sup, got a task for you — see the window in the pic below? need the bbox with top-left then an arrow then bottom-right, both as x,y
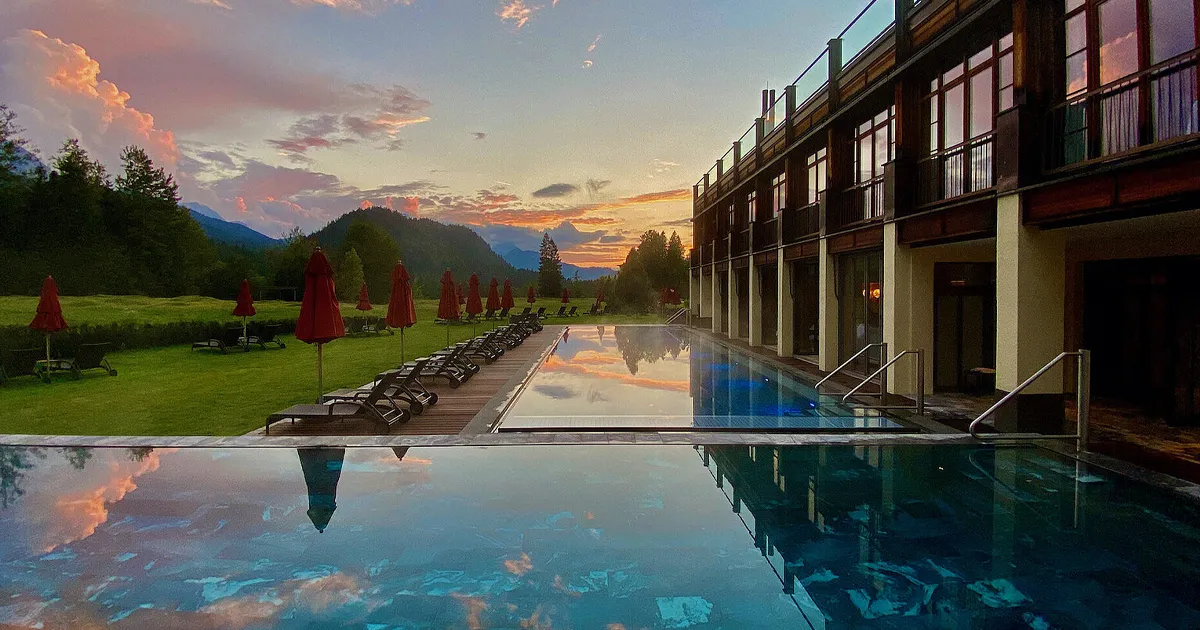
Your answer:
853,107 -> 893,220
1060,0 -> 1198,161
921,35 -> 1009,202
771,172 -> 786,218
805,148 -> 827,205
746,191 -> 756,225
727,203 -> 735,230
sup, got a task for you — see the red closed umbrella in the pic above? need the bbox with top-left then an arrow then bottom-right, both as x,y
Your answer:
356,283 -> 373,311
501,279 -> 515,310
486,277 -> 501,312
526,286 -> 536,304
437,270 -> 459,345
30,276 -> 68,373
466,274 -> 483,317
233,279 -> 256,348
561,288 -> 570,304
386,262 -> 416,363
295,249 -> 345,401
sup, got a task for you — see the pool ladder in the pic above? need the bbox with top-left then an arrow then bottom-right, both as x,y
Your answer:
968,350 -> 1091,452
815,342 -> 926,415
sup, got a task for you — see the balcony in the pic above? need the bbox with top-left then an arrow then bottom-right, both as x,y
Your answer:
716,235 -> 729,261
731,228 -> 751,256
1046,50 -> 1199,170
916,134 -> 995,207
828,177 -> 885,232
782,202 -> 821,243
753,218 -> 779,252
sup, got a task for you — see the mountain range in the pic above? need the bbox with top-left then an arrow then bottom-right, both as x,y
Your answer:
181,202 -> 283,249
500,247 -> 614,280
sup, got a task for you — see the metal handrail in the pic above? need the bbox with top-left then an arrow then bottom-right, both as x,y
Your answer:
968,350 -> 1091,451
842,349 -> 925,415
815,342 -> 886,388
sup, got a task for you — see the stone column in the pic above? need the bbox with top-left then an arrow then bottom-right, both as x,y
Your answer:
777,256 -> 795,357
748,262 -> 763,346
818,239 -> 840,371
711,269 -> 724,334
728,268 -> 740,339
689,273 -> 701,316
994,193 -> 1067,432
882,223 -> 916,394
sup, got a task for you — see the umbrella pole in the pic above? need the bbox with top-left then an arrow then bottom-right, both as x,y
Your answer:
446,324 -> 450,347
400,328 -> 406,364
243,316 -> 248,349
316,343 -> 324,403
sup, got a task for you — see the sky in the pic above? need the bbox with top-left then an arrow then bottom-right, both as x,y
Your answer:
0,0 -> 871,266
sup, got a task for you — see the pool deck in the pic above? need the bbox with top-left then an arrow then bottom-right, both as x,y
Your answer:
244,325 -> 563,437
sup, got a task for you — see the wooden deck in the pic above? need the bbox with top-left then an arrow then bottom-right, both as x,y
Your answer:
251,326 -> 560,437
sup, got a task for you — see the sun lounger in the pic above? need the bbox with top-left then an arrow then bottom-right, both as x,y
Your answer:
482,308 -> 496,320
498,307 -> 511,318
325,358 -> 438,415
586,304 -> 599,315
247,323 -> 287,349
535,307 -> 547,319
520,307 -> 532,315
0,348 -> 48,384
553,306 -> 567,317
566,306 -> 578,317
192,327 -> 248,353
41,343 -> 117,380
266,379 -> 410,434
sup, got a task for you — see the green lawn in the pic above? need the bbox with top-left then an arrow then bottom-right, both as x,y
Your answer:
0,296 -> 664,436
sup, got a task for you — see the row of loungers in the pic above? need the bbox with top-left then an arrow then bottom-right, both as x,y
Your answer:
192,323 -> 287,354
264,313 -> 545,434
0,343 -> 117,384
438,304 -> 604,325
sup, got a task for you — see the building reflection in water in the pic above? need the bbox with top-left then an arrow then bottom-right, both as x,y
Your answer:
693,443 -> 1200,627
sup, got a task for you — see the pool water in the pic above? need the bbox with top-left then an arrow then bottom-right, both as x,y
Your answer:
498,325 -> 905,432
1,444 -> 1198,628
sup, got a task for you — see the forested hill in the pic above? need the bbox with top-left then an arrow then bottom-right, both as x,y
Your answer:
313,207 -> 537,295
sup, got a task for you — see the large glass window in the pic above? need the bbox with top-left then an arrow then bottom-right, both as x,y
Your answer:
853,107 -> 893,220
1060,0 -> 1198,161
771,172 -> 786,218
805,148 -> 827,205
1150,0 -> 1196,62
746,191 -> 757,225
921,35 -> 1009,202
837,251 -> 883,367
1099,0 -> 1140,85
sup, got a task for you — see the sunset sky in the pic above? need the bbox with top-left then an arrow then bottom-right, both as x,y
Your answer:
0,0 -> 871,266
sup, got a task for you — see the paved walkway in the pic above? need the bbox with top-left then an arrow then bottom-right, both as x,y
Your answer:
245,326 -> 561,437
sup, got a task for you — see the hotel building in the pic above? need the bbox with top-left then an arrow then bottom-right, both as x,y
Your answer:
689,0 -> 1200,431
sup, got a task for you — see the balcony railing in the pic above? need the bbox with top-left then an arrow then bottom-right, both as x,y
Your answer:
738,126 -> 756,163
716,236 -> 729,260
782,202 -> 821,243
731,228 -> 751,256
701,242 -> 713,265
916,134 -> 995,207
754,218 -> 779,251
829,177 -> 885,231
1046,50 -> 1199,170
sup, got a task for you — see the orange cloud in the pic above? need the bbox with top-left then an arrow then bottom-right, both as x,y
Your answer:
542,356 -> 690,393
504,552 -> 534,576
2,29 -> 180,172
453,593 -> 488,630
41,449 -> 175,553
498,0 -> 539,29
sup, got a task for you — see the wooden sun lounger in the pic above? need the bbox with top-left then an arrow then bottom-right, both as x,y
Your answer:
192,327 -> 247,353
266,380 -> 410,434
40,343 -> 117,379
325,358 -> 439,415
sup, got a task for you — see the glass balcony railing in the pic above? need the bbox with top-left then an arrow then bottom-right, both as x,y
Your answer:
719,147 -> 735,179
839,0 -> 895,68
765,93 -> 786,134
792,49 -> 829,113
738,126 -> 756,162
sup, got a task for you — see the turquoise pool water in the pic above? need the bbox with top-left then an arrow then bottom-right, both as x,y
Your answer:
1,444 -> 1198,628
498,325 -> 904,432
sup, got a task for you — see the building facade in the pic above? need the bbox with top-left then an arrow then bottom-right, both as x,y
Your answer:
690,0 -> 1200,430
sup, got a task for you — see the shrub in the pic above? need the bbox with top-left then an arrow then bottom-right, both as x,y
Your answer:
0,318 -> 298,354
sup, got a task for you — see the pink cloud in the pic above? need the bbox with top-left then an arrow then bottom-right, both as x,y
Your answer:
0,29 -> 180,172
498,0 -> 539,29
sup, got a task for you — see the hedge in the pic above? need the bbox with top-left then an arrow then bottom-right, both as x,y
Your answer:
0,319 -> 298,355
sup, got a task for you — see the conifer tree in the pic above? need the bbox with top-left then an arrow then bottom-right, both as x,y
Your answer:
115,145 -> 179,203
537,232 -> 564,297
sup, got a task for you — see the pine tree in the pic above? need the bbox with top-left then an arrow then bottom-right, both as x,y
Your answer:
0,105 -> 32,179
537,232 -> 564,297
53,139 -> 108,187
114,145 -> 179,203
666,231 -> 688,292
334,247 -> 365,302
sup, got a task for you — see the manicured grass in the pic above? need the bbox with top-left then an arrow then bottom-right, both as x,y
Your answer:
0,297 -> 664,436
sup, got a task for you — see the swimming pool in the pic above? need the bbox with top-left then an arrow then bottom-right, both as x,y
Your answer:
497,325 -> 906,432
1,444 -> 1197,628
